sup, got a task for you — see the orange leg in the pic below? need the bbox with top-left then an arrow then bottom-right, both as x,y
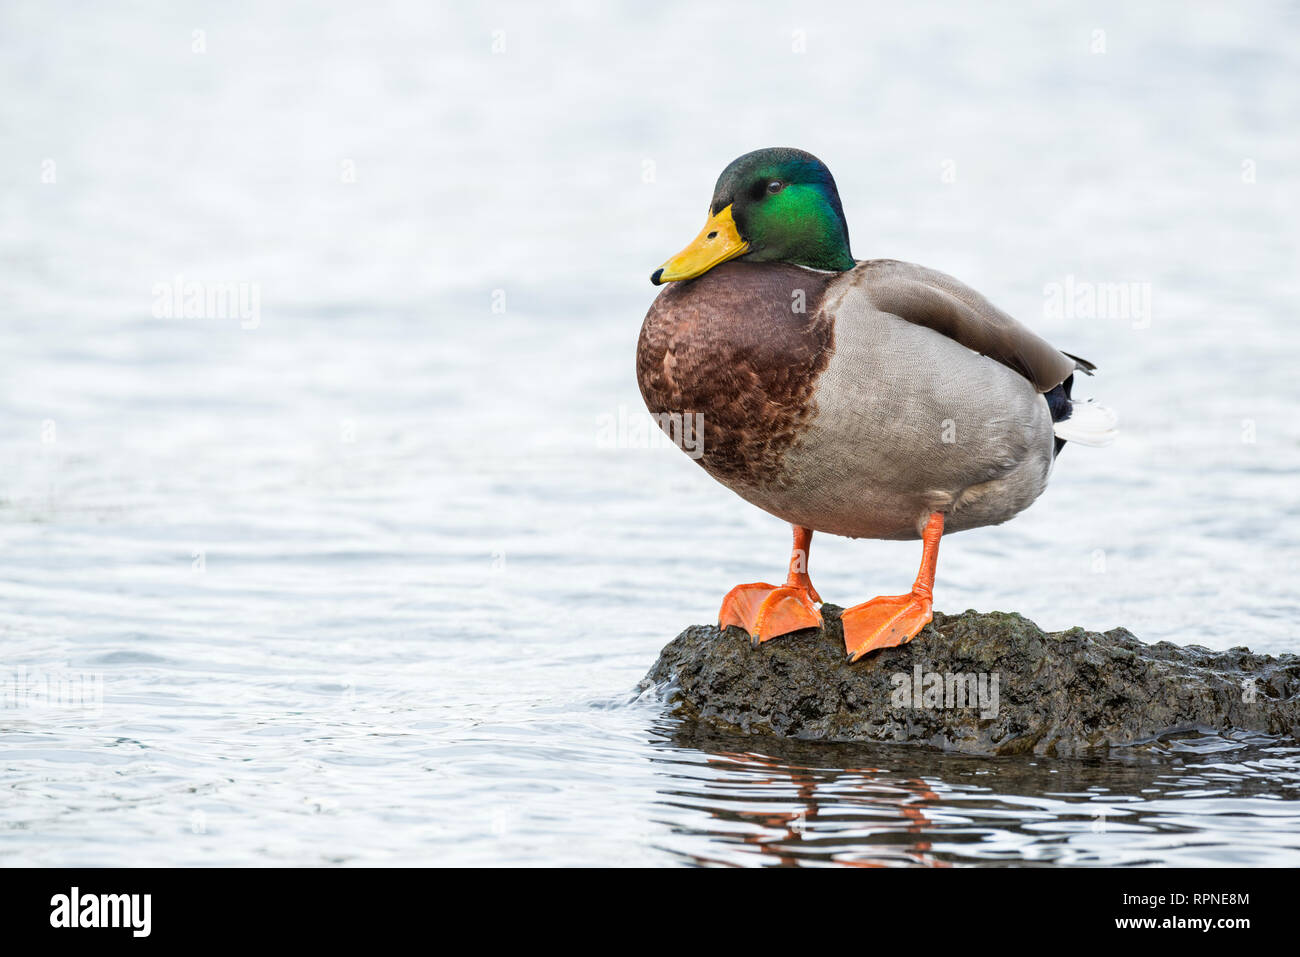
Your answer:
842,512 -> 944,662
719,525 -> 823,645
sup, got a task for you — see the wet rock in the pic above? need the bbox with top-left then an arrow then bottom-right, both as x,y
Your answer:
642,606 -> 1300,756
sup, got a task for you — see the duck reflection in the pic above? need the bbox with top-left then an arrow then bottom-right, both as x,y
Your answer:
651,723 -> 953,867
646,719 -> 1299,867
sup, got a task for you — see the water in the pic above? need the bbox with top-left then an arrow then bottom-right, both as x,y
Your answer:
2,1 -> 1298,866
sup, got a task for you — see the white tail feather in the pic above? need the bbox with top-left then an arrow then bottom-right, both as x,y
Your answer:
1053,399 -> 1118,447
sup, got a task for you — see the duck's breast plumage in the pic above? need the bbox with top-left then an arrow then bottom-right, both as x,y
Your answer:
636,262 -> 836,487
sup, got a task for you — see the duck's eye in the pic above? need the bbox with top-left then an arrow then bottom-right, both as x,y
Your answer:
767,180 -> 783,194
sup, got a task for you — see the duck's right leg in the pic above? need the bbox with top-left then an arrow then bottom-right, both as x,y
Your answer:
718,525 -> 823,645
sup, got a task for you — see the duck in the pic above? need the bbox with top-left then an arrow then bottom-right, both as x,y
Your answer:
636,147 -> 1116,661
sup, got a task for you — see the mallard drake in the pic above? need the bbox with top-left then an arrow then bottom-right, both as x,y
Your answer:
637,147 -> 1115,661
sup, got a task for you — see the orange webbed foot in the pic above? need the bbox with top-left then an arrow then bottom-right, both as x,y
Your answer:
719,582 -> 823,646
842,511 -> 945,662
841,592 -> 933,662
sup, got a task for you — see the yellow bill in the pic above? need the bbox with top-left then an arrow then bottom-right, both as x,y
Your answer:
651,204 -> 749,285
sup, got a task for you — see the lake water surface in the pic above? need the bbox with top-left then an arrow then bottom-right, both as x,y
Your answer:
2,1 -> 1298,866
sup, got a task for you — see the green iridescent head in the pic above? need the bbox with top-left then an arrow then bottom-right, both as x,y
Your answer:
652,147 -> 855,284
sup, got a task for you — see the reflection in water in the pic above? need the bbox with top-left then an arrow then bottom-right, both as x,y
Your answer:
646,719 -> 1300,867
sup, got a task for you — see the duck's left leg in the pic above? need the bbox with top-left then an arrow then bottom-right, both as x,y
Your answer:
841,512 -> 944,662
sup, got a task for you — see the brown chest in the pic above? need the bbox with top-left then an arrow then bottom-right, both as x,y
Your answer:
635,262 -> 835,488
